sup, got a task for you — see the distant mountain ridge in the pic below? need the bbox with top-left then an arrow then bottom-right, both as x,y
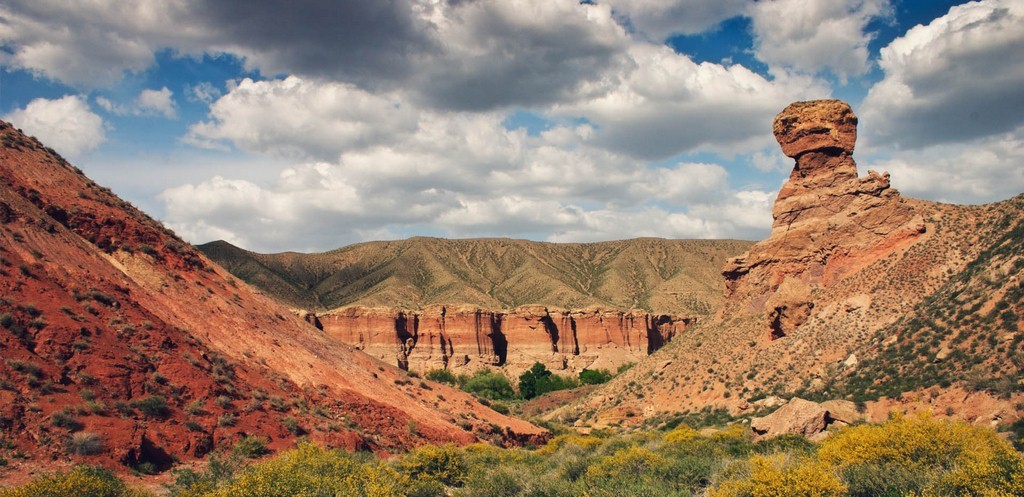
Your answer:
198,237 -> 752,314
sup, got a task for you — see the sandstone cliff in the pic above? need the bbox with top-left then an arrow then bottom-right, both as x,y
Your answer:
722,100 -> 926,339
316,305 -> 692,377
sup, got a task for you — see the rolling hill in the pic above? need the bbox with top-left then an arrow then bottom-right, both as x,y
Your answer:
198,237 -> 751,315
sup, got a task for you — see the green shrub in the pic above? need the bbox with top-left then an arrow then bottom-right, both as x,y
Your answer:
7,360 -> 44,379
197,443 -> 406,497
460,369 -> 515,401
67,432 -> 103,456
578,368 -> 613,385
841,462 -> 928,497
50,409 -> 83,431
281,416 -> 302,435
489,402 -> 510,415
425,369 -> 457,385
131,396 -> 169,418
231,436 -> 270,459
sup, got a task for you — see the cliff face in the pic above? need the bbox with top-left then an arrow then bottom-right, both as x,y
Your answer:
317,305 -> 692,377
722,100 -> 926,339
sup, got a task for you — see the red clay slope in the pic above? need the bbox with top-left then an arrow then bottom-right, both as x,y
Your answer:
0,122 -> 545,473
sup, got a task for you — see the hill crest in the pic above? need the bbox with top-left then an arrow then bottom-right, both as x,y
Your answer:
198,237 -> 752,314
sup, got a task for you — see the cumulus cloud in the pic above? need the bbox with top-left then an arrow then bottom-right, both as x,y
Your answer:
164,78 -> 777,251
184,76 -> 419,159
749,0 -> 891,80
861,0 -> 1024,149
185,82 -> 222,104
0,0 -> 630,111
553,43 -> 827,160
136,87 -> 177,117
3,95 -> 106,157
409,0 -> 631,110
0,0 -> 189,86
601,0 -> 748,40
97,87 -> 177,118
868,126 -> 1024,205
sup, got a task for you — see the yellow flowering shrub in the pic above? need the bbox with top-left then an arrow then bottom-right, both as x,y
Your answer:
711,454 -> 846,497
663,425 -> 700,444
534,433 -> 603,456
818,413 -> 1024,496
584,446 -> 666,483
206,442 -> 406,497
0,466 -> 153,497
396,443 -> 468,487
711,424 -> 751,443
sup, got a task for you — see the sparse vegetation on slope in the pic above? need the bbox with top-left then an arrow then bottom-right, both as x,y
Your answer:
198,237 -> 751,314
836,199 -> 1024,403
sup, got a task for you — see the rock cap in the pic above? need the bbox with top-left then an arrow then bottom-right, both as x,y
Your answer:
773,99 -> 857,158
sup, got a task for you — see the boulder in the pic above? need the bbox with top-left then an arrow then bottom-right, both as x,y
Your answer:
751,397 -> 865,440
751,398 -> 828,438
821,400 -> 862,425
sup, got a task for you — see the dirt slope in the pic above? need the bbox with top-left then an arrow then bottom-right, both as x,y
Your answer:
0,121 -> 545,475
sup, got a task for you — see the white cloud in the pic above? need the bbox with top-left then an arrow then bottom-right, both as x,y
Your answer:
750,149 -> 789,173
749,0 -> 891,80
97,87 -> 177,118
0,0 -> 630,111
184,76 -> 419,159
553,43 -> 827,159
409,0 -> 631,110
164,85 -> 777,251
545,189 -> 774,243
629,163 -> 729,203
0,0 -> 190,86
186,82 -> 222,104
3,95 -> 106,157
601,0 -> 748,40
861,0 -> 1024,149
136,87 -> 177,118
867,126 -> 1024,205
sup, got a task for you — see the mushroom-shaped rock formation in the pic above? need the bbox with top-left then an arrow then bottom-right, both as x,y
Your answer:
722,100 -> 926,339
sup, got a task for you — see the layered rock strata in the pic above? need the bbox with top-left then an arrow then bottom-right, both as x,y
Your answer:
314,305 -> 693,376
722,100 -> 926,339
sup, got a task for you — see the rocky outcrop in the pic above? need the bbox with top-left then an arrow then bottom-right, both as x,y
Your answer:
317,304 -> 693,376
722,100 -> 926,339
750,398 -> 863,440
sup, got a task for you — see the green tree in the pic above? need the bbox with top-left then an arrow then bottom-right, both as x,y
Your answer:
461,369 -> 515,401
578,368 -> 613,385
518,362 -> 579,400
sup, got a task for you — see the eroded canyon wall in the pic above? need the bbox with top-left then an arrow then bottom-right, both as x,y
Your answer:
314,304 -> 693,377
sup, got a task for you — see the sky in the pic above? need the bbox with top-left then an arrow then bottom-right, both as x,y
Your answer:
0,0 -> 1022,253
